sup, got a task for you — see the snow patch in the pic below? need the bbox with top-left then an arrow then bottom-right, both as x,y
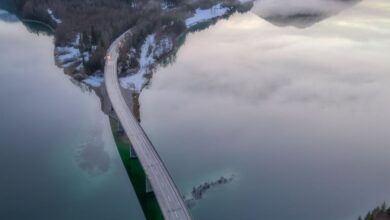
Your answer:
55,46 -> 81,65
55,34 -> 84,68
185,4 -> 229,27
83,75 -> 104,88
47,8 -> 62,24
161,2 -> 168,10
83,52 -> 90,62
139,34 -> 156,68
120,34 -> 156,91
119,72 -> 146,91
154,37 -> 173,57
71,33 -> 81,47
120,34 -> 173,92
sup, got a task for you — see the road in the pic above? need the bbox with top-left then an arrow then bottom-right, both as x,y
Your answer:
104,30 -> 192,220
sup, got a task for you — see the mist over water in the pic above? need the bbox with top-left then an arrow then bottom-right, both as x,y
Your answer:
252,0 -> 362,28
140,0 -> 390,219
0,0 -> 389,219
0,19 -> 145,220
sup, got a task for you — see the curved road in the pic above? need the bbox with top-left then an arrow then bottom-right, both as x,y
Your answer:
104,30 -> 192,220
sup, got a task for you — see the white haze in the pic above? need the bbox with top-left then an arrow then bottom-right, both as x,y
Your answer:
253,0 -> 360,17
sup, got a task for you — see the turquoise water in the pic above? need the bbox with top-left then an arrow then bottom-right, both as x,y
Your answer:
0,17 -> 145,220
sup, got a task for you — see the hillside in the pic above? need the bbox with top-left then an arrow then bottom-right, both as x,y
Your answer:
10,0 -> 252,81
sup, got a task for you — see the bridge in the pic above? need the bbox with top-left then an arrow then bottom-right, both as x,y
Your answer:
104,30 -> 192,220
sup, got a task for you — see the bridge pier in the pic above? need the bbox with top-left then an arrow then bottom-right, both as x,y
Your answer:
129,144 -> 137,159
117,120 -> 124,132
105,29 -> 192,219
145,177 -> 153,193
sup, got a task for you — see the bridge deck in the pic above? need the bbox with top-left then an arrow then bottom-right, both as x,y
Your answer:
104,31 -> 192,220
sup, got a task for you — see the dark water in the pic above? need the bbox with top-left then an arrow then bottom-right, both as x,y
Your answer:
0,16 -> 145,219
140,0 -> 390,219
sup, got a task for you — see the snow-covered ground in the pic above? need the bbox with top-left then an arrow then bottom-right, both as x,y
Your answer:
120,34 -> 156,91
47,8 -> 62,24
55,46 -> 80,66
52,32 -> 102,87
55,33 -> 87,69
119,34 -> 173,92
161,2 -> 168,10
185,4 -> 229,27
83,75 -> 104,88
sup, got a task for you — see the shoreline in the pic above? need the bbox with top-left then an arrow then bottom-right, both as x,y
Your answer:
21,18 -> 55,32
8,1 -> 253,95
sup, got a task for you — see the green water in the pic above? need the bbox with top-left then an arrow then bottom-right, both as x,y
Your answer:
110,119 -> 164,220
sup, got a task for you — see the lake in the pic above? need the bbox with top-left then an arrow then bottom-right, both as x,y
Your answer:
1,0 -> 390,219
140,0 -> 390,219
0,15 -> 145,220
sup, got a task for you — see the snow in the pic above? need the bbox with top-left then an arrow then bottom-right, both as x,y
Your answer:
55,34 -> 83,67
47,8 -> 62,24
76,63 -> 83,71
139,34 -> 156,68
83,52 -> 90,62
83,75 -> 104,88
119,34 -> 173,92
72,33 -> 81,46
160,1 -> 176,10
120,34 -> 156,91
161,2 -> 168,10
119,72 -> 146,91
185,4 -> 229,27
55,46 -> 81,64
154,37 -> 173,57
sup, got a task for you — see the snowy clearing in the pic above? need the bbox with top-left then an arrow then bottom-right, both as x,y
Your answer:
55,46 -> 81,66
185,4 -> 229,27
83,75 -> 104,88
120,34 -> 173,92
120,34 -> 156,91
55,34 -> 86,68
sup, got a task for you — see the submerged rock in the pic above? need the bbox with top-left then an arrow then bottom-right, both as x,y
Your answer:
185,174 -> 235,208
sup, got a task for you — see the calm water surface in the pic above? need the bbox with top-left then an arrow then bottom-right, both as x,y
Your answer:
0,17 -> 145,219
141,0 -> 390,219
1,0 -> 390,219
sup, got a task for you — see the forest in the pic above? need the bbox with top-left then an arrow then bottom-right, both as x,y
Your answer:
11,0 -> 249,75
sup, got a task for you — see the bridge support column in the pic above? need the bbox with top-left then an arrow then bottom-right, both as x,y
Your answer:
129,145 -> 137,159
117,120 -> 124,133
145,177 -> 153,193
